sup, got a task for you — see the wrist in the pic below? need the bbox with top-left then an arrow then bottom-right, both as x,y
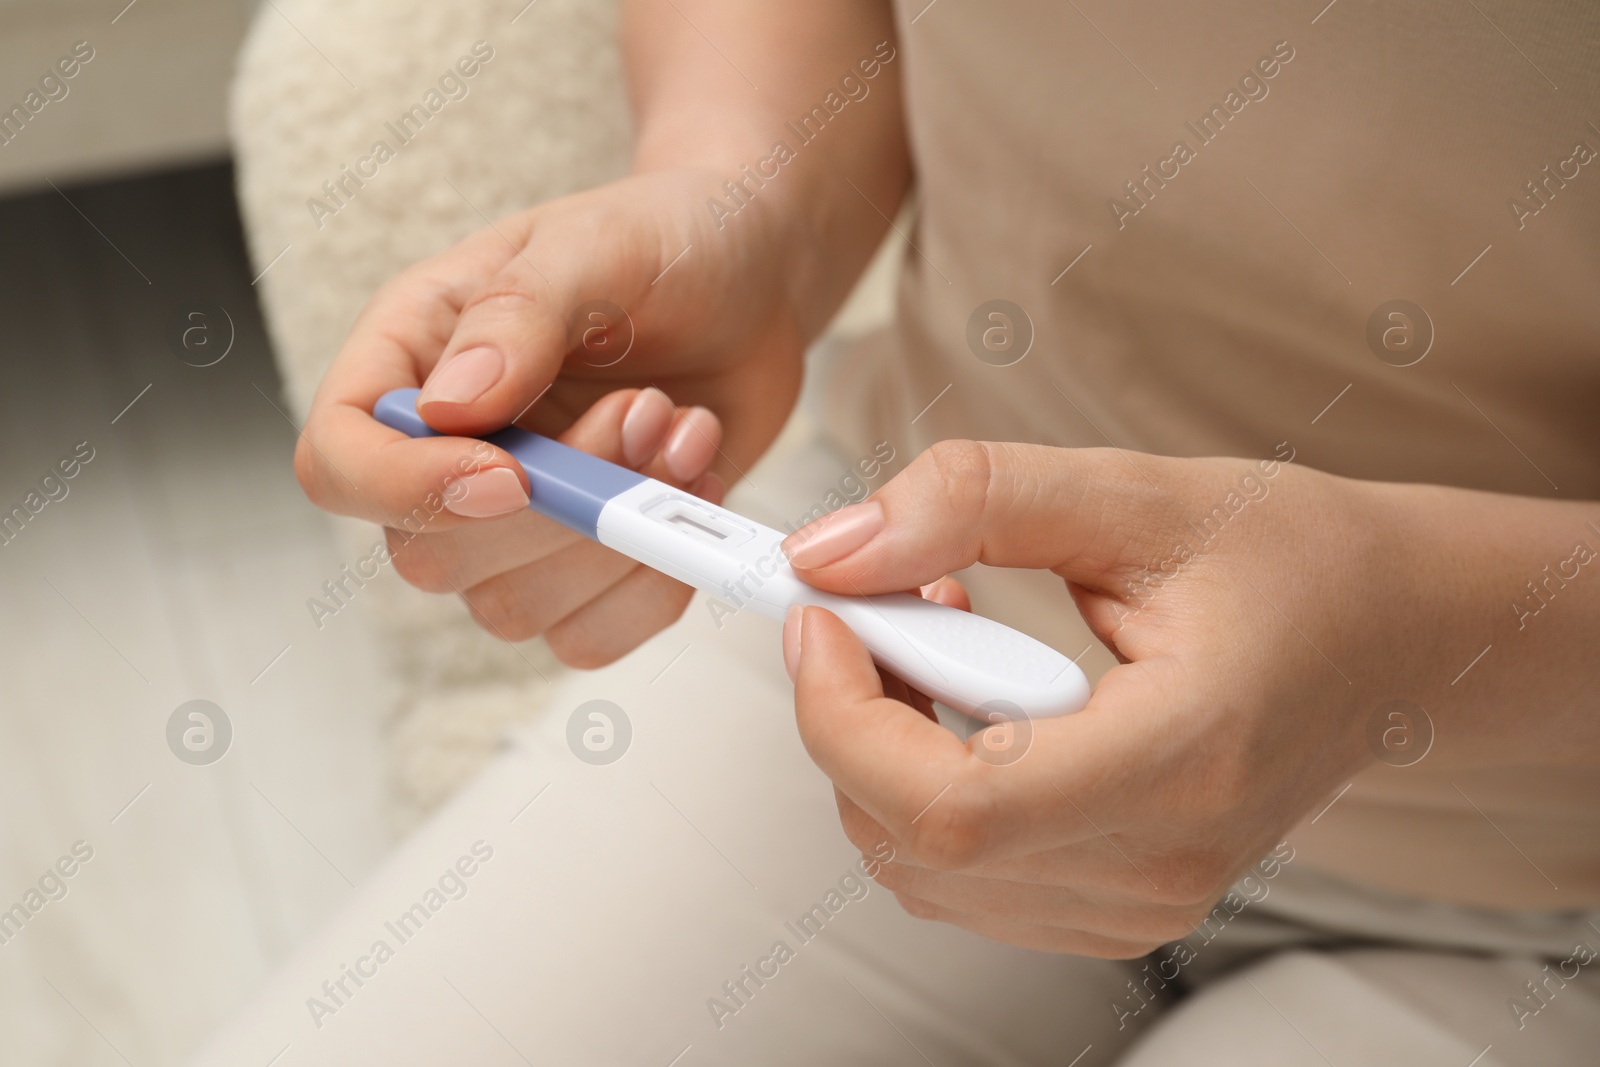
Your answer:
629,145 -> 904,343
627,84 -> 909,341
1355,477 -> 1600,766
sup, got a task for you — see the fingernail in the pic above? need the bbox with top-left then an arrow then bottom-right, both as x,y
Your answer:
621,388 -> 675,467
782,501 -> 884,570
419,346 -> 503,407
662,407 -> 719,482
920,577 -> 964,609
444,467 -> 529,518
782,605 -> 804,683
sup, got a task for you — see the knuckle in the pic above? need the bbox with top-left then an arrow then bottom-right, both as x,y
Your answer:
548,582 -> 690,668
460,276 -> 540,318
921,439 -> 994,515
835,800 -> 886,855
543,625 -> 619,670
903,791 -> 992,871
840,822 -> 880,858
386,533 -> 455,594
1144,908 -> 1212,944
892,891 -> 942,922
1146,849 -> 1233,907
868,861 -> 912,892
462,578 -> 542,644
293,434 -> 331,510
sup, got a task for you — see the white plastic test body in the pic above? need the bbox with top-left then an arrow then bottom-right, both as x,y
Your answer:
375,389 -> 1091,722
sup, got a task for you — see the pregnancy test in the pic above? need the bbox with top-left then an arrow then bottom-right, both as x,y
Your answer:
374,388 -> 1090,721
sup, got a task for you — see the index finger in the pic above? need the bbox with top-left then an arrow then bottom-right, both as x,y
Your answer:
784,440 -> 1187,596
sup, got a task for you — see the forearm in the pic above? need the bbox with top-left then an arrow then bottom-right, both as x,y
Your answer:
1366,478 -> 1600,766
621,0 -> 909,336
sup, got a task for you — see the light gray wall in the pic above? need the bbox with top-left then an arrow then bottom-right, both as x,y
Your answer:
0,0 -> 257,193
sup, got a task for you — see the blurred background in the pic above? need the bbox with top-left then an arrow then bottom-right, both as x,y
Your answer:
0,2 -> 395,1063
0,1 -> 898,1061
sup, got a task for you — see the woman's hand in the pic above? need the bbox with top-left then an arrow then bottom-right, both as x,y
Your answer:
293,0 -> 908,666
294,169 -> 812,666
780,440 -> 1600,954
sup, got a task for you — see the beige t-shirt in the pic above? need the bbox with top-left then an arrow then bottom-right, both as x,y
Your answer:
826,2 -> 1600,908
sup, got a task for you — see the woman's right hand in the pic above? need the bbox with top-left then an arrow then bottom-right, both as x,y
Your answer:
294,168 -> 810,666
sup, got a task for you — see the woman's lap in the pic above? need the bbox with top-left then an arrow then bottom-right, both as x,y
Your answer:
190,583 -> 1145,1065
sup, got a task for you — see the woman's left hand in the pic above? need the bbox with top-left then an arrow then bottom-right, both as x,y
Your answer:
778,439 -> 1595,956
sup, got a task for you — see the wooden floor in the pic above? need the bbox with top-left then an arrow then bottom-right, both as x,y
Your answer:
0,162 -> 394,1065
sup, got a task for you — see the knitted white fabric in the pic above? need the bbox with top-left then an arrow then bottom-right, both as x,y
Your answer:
229,0 -> 630,823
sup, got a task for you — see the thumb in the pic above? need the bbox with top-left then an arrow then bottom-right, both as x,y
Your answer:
782,440 -> 1180,595
788,606 -> 972,835
415,227 -> 632,435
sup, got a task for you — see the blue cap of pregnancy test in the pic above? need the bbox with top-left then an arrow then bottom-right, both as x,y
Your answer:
372,387 -> 646,539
